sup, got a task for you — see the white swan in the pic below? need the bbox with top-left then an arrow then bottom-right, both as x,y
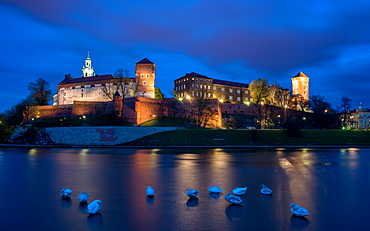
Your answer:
225,193 -> 242,204
60,188 -> 72,198
208,186 -> 224,193
86,200 -> 102,214
146,186 -> 155,197
78,191 -> 89,203
232,187 -> 247,196
185,189 -> 199,198
260,184 -> 273,195
290,203 -> 310,216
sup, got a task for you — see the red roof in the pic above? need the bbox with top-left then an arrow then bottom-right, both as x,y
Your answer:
58,74 -> 114,85
293,72 -> 308,77
136,58 -> 153,64
213,79 -> 249,88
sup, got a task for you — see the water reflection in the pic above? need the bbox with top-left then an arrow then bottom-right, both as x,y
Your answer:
289,216 -> 311,230
225,204 -> 243,219
186,198 -> 199,207
87,213 -> 104,229
59,198 -> 72,208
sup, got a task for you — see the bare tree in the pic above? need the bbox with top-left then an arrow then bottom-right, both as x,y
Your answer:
100,68 -> 136,100
27,78 -> 52,105
192,89 -> 216,127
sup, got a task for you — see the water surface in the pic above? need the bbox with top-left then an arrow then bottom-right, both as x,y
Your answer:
0,147 -> 368,230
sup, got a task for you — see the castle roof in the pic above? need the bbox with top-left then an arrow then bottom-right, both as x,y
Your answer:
58,74 -> 114,85
182,72 -> 212,79
213,79 -> 249,88
293,72 -> 309,78
136,58 -> 153,64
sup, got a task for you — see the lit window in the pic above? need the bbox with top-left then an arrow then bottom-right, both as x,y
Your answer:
221,88 -> 225,92
213,86 -> 216,91
200,85 -> 203,89
208,85 -> 211,89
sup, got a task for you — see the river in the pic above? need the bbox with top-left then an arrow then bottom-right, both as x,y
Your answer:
0,147 -> 368,230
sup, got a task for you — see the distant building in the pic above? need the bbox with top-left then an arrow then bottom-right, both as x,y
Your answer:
174,72 -> 251,104
344,103 -> 370,130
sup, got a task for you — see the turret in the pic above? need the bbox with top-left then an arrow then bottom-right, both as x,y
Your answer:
135,58 -> 155,98
82,52 -> 95,77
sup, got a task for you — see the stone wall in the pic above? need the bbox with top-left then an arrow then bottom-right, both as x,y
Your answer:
45,126 -> 180,145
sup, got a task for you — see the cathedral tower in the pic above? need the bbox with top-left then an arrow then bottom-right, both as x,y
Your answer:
82,52 -> 95,77
291,72 -> 309,102
135,58 -> 155,98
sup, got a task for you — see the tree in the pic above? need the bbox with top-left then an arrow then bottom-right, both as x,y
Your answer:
268,81 -> 291,107
4,99 -> 30,127
27,78 -> 52,105
192,89 -> 216,127
248,78 -> 269,105
310,95 -> 340,129
339,96 -> 352,129
155,87 -> 164,99
100,68 -> 136,100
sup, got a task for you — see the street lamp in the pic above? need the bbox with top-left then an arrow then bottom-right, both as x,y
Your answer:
303,117 -> 306,129
278,115 -> 281,129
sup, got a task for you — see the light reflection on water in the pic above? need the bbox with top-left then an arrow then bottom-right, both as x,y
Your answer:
0,147 -> 369,230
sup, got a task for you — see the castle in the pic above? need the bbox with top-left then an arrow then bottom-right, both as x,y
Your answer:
53,53 -> 155,105
25,54 -> 310,128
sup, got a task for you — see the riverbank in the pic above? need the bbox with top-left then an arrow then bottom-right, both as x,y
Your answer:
1,129 -> 369,148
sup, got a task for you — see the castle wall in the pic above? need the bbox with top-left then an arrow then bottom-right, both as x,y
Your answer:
45,126 -> 180,145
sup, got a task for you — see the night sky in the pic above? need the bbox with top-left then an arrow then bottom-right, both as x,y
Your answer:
1,0 -> 370,113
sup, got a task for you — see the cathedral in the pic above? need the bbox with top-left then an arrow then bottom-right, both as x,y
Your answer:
53,53 -> 156,105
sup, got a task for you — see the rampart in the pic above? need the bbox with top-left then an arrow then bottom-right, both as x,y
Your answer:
45,126 -> 180,145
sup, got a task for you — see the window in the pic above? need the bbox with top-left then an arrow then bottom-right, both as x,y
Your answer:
213,86 -> 216,91
237,90 -> 240,94
208,85 -> 211,90
192,83 -> 195,88
81,93 -> 84,97
229,89 -> 233,93
229,96 -> 233,100
204,85 -> 207,89
146,74 -> 149,78
237,97 -> 241,101
200,85 -> 203,89
221,88 -> 225,92
245,90 -> 248,94
143,81 -> 147,85
141,74 -> 144,78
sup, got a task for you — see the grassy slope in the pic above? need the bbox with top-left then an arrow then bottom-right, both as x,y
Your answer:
123,129 -> 370,146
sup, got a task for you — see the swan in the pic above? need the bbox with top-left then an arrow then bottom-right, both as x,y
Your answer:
260,184 -> 273,195
208,186 -> 224,193
78,191 -> 89,203
232,187 -> 247,196
290,203 -> 310,216
60,188 -> 73,198
86,200 -> 102,215
185,189 -> 199,198
146,186 -> 155,197
225,193 -> 242,204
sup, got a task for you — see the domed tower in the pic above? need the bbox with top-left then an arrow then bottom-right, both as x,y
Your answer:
291,72 -> 309,102
135,58 -> 155,98
82,52 -> 95,77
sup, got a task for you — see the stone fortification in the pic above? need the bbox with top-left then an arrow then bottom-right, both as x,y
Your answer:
45,126 -> 180,145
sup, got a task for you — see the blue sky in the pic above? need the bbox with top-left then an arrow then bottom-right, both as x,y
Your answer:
1,0 -> 370,113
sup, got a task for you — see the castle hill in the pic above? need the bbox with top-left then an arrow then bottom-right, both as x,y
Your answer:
0,53 -> 369,146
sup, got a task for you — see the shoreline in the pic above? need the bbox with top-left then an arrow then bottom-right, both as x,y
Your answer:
1,143 -> 370,149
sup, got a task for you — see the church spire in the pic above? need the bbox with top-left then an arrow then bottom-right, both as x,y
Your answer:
82,52 -> 95,77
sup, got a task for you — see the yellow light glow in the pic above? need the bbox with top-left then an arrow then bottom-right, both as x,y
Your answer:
186,95 -> 191,100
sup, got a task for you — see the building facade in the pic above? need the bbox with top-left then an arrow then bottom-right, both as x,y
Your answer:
53,55 -> 155,105
343,104 -> 370,130
174,72 -> 251,104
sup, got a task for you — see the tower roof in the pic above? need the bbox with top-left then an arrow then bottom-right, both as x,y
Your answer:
136,58 -> 153,64
293,72 -> 308,77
